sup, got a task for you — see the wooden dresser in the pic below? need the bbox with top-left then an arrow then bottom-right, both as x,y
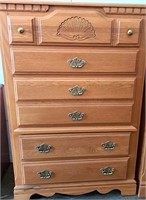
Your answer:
0,1 -> 145,199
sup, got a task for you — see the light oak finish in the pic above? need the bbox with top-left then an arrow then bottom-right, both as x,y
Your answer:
20,133 -> 130,160
15,77 -> 135,100
0,1 -> 145,200
7,16 -> 35,44
12,48 -> 138,73
13,180 -> 137,200
22,158 -> 129,184
116,19 -> 142,45
17,103 -> 133,126
38,10 -> 113,45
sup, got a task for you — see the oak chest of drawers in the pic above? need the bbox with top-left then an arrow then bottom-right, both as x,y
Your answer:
0,1 -> 145,199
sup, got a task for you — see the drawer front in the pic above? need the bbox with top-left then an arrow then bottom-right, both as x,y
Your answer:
15,78 -> 135,101
116,19 -> 142,45
38,9 -> 113,45
8,16 -> 35,44
12,48 -> 138,74
20,133 -> 130,160
17,104 -> 133,127
22,158 -> 128,184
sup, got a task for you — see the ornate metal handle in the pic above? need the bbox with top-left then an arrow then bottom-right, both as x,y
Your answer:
67,57 -> 86,68
68,85 -> 86,96
127,29 -> 133,36
35,144 -> 52,153
101,141 -> 116,150
37,170 -> 53,179
68,111 -> 85,121
100,167 -> 115,176
17,27 -> 25,34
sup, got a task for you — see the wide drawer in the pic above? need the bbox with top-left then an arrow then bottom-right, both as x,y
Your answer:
22,158 -> 128,184
14,77 -> 135,101
20,133 -> 130,160
11,48 -> 138,74
17,103 -> 133,127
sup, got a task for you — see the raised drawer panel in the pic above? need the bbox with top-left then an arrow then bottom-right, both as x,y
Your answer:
20,133 -> 130,160
22,158 -> 128,184
15,78 -> 135,101
11,48 -> 138,74
8,16 -> 35,44
116,19 -> 142,45
38,10 -> 113,45
17,104 -> 133,126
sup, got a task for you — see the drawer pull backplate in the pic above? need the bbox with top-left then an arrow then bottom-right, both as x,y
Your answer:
67,57 -> 86,68
37,170 -> 52,179
101,141 -> 116,150
100,167 -> 115,176
68,111 -> 85,121
68,85 -> 86,96
35,144 -> 52,153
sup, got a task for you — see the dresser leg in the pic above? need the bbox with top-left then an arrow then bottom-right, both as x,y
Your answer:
14,193 -> 32,200
14,188 -> 55,200
138,185 -> 146,198
120,184 -> 137,196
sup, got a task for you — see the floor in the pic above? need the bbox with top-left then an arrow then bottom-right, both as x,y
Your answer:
1,165 -> 144,200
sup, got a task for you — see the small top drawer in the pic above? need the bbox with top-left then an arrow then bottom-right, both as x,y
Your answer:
116,19 -> 142,46
8,16 -> 35,44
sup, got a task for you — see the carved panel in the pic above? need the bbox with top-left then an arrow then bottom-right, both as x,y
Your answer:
39,10 -> 113,45
57,16 -> 96,41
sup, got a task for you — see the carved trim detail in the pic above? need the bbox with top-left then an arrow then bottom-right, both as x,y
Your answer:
0,3 -> 49,12
14,181 -> 137,199
104,7 -> 146,15
57,16 -> 96,41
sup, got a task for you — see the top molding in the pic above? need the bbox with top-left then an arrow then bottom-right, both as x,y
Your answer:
0,3 -> 50,12
104,6 -> 146,15
0,1 -> 145,14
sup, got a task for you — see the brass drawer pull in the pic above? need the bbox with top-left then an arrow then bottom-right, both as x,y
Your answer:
37,170 -> 53,179
67,57 -> 86,68
35,144 -> 52,153
127,29 -> 133,36
17,27 -> 25,34
68,85 -> 86,96
101,141 -> 116,150
68,111 -> 85,121
100,167 -> 115,176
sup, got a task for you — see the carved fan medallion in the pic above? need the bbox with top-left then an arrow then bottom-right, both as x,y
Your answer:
57,16 -> 96,41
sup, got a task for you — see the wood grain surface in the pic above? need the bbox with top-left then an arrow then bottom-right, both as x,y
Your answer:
0,1 -> 145,199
